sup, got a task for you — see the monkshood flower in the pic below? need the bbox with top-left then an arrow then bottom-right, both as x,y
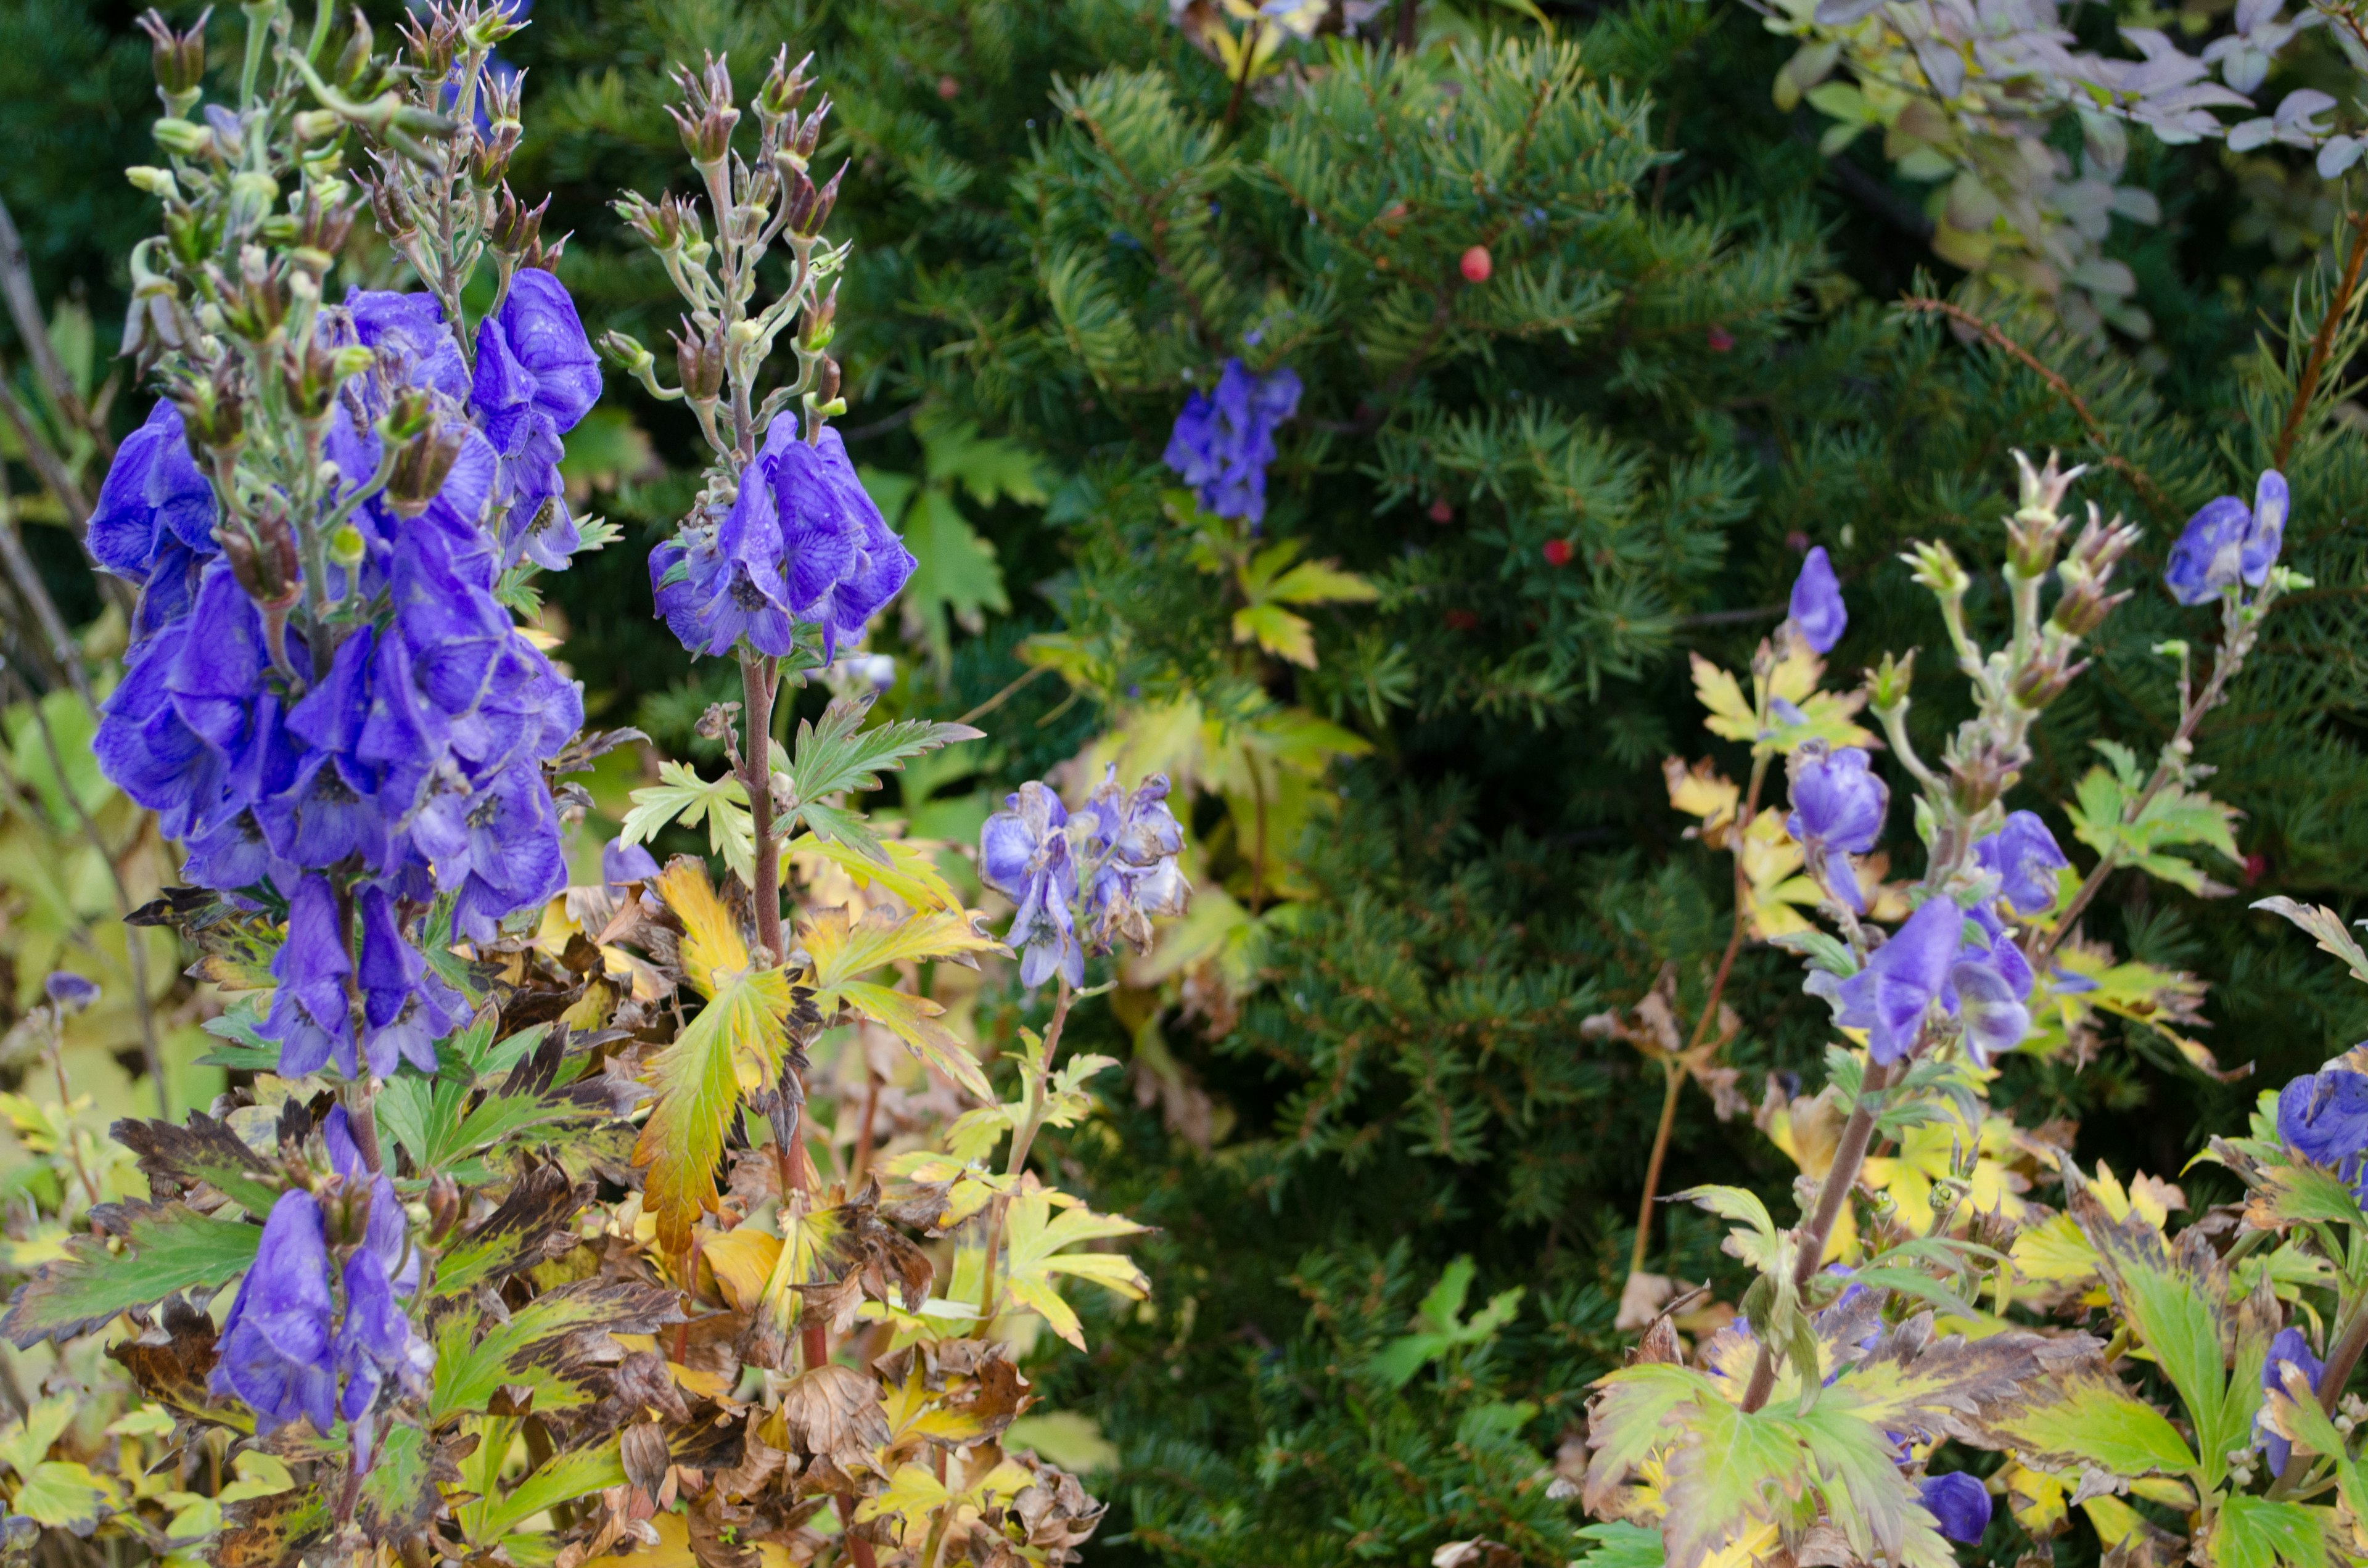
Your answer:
650,413 -> 917,660
1788,546 -> 1846,654
1917,1472 -> 1991,1544
1075,767 -> 1190,951
261,875 -> 360,1078
42,972 -> 98,1012
1973,811 -> 2070,916
357,886 -> 469,1075
323,1107 -> 431,1451
1833,897 -> 2034,1064
2258,1326 -> 2325,1474
1785,747 -> 1886,910
2164,470 -> 2288,605
980,782 -> 1084,988
1164,359 -> 1301,523
602,835 -> 661,895
2277,1064 -> 2368,1197
86,401 -> 217,639
469,267 -> 604,570
211,1189 -> 339,1436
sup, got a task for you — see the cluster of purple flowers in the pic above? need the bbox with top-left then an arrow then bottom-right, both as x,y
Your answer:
978,768 -> 1189,988
649,412 -> 916,662
89,273 -> 602,1078
212,1107 -> 430,1451
1163,359 -> 1302,524
2164,469 -> 2288,606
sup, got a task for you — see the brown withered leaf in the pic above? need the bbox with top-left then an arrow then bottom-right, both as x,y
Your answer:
622,1422 -> 673,1501
1828,1313 -> 2076,1445
427,1160 -> 590,1307
218,1484 -> 332,1568
710,1415 -> 790,1500
111,1296 -> 224,1424
1002,1454 -> 1107,1567
688,1491 -> 762,1568
112,1112 -> 282,1214
778,1363 -> 889,1472
607,1349 -> 693,1424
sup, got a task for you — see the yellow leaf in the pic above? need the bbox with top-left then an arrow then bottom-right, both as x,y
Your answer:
634,964 -> 794,1255
960,1183 -> 1149,1350
1265,559 -> 1378,607
1662,756 -> 1740,839
703,1226 -> 782,1313
1233,602 -> 1318,667
853,1462 -> 952,1550
1690,654 -> 1756,742
655,858 -> 750,997
829,980 -> 993,1101
802,906 -> 1001,991
786,833 -> 962,914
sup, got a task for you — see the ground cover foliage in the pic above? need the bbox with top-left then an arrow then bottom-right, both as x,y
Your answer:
7,0 -> 2368,1564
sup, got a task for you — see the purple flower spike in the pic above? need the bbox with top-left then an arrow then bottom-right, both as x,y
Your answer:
1785,747 -> 1887,912
260,875 -> 358,1078
2166,470 -> 2289,605
1973,811 -> 2070,916
1835,897 -> 1962,1064
775,425 -> 918,659
210,1189 -> 338,1436
2258,1326 -> 2324,1474
1164,360 -> 1301,523
1787,546 -> 1846,654
980,782 -> 1083,989
1917,1472 -> 1991,1544
1075,768 -> 1191,950
471,268 -> 602,570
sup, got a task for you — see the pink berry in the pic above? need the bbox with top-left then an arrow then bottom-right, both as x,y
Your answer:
1444,609 -> 1479,631
937,75 -> 961,99
1542,538 -> 1572,567
1706,324 -> 1735,352
1460,245 -> 1492,284
1428,499 -> 1454,523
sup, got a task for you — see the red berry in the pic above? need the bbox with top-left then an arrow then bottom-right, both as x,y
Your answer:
937,75 -> 961,99
1460,245 -> 1492,284
1542,538 -> 1572,567
1444,609 -> 1479,631
1428,499 -> 1454,523
1706,324 -> 1735,352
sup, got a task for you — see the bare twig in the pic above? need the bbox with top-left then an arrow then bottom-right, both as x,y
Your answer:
0,371 -> 87,528
2274,203 -> 2368,470
0,195 -> 93,443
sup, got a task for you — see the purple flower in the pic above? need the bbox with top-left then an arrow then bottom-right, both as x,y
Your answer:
980,782 -> 1083,988
41,972 -> 98,1012
1948,908 -> 2034,1064
1835,897 -> 1961,1064
1974,811 -> 2070,916
2258,1326 -> 2324,1474
1788,546 -> 1846,654
1785,747 -> 1886,911
2277,1067 -> 2368,1192
356,887 -> 467,1075
409,761 -> 567,943
210,1189 -> 338,1436
258,874 -> 358,1077
602,837 -> 660,894
1163,360 -> 1301,523
1074,768 -> 1190,950
343,287 -> 470,406
470,268 -> 602,569
320,1107 -> 431,1451
2165,470 -> 2289,605
652,414 -> 916,660
1917,1472 -> 1991,1544
88,401 -> 216,591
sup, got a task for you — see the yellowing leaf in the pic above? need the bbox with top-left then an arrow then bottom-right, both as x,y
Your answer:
786,833 -> 962,914
635,964 -> 795,1255
963,1182 -> 1149,1350
802,906 -> 1001,990
1663,757 -> 1740,842
1233,602 -> 1318,667
702,1226 -> 783,1313
1267,559 -> 1376,606
622,763 -> 754,884
831,982 -> 993,1101
656,858 -> 752,995
1691,655 -> 1756,742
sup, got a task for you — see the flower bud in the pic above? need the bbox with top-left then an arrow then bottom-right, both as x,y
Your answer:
227,171 -> 280,237
426,1172 -> 462,1244
291,109 -> 344,143
798,160 -> 844,236
519,230 -> 567,273
220,245 -> 290,339
614,191 -> 673,250
135,9 -> 208,111
152,118 -> 216,160
125,166 -> 179,200
794,99 -> 831,160
1865,648 -> 1915,714
380,387 -> 434,442
291,187 -> 355,271
672,319 -> 724,401
466,0 -> 524,49
387,417 -> 466,515
816,355 -> 842,406
2009,654 -> 2086,709
335,7 -> 374,89
163,202 -> 220,268
398,7 -> 461,80
171,370 -> 247,454
667,54 -> 741,166
366,176 -> 417,246
599,330 -> 656,377
490,185 -> 546,256
328,521 -> 367,567
221,504 -> 302,609
281,339 -> 343,421
779,162 -> 817,231
755,46 -> 813,122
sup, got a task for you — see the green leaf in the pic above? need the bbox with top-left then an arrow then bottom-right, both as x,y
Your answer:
1573,1522 -> 1666,1568
2209,1495 -> 2329,1568
620,761 -> 754,884
787,695 -> 984,808
1676,1184 -> 1780,1270
2247,1160 -> 2368,1231
355,1419 -> 442,1546
2,1201 -> 260,1347
12,1460 -> 112,1532
1975,1357 -> 2197,1478
429,1283 -> 681,1420
898,487 -> 1011,674
426,1163 -> 586,1304
2065,1163 -> 2235,1480
464,1439 -> 625,1543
